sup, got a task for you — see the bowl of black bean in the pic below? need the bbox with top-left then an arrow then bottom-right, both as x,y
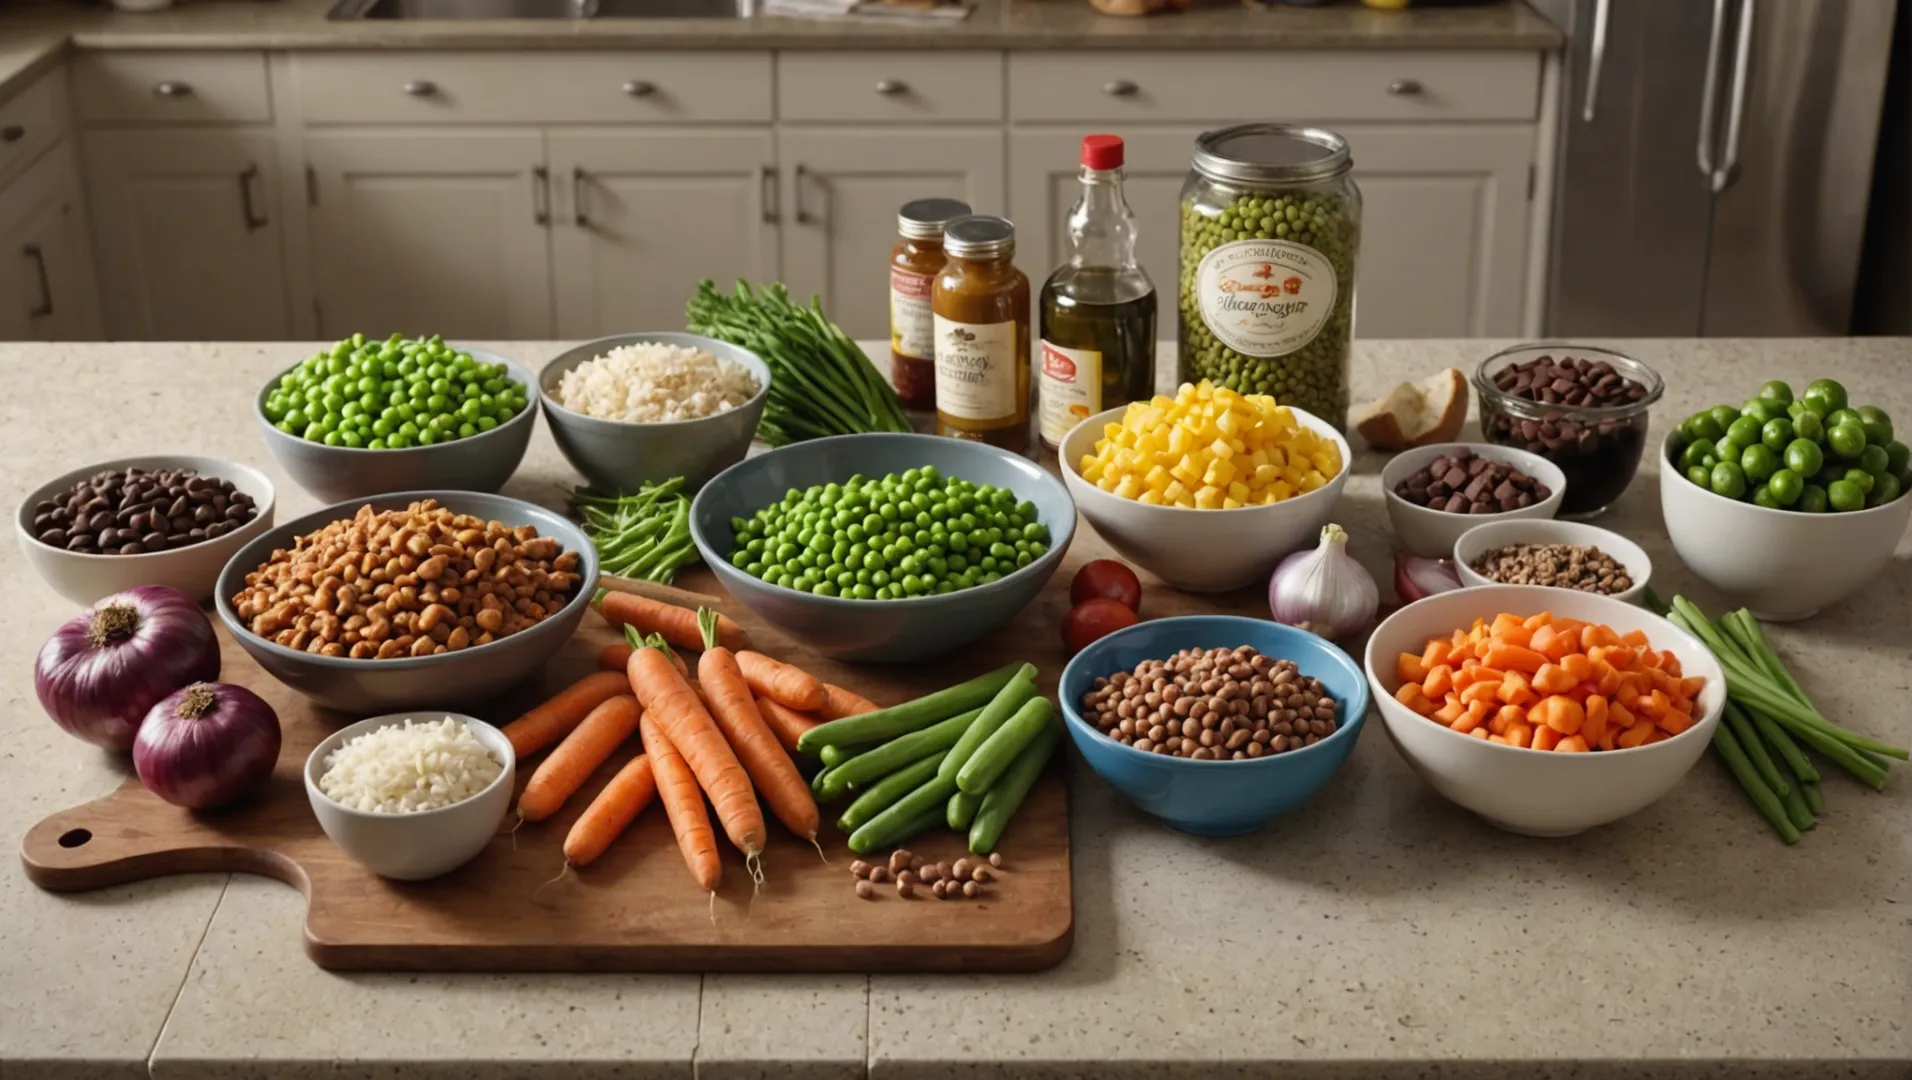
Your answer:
16,455 -> 276,605
1475,344 -> 1664,519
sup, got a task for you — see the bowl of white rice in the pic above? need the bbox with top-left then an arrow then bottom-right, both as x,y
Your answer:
304,712 -> 515,880
539,332 -> 771,493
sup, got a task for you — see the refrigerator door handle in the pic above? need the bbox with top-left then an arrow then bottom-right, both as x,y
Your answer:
1697,0 -> 1731,181
1710,0 -> 1756,194
1581,0 -> 1611,123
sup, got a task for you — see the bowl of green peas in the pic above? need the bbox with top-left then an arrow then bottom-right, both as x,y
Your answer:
256,335 -> 538,503
689,433 -> 1076,662
1661,377 -> 1912,621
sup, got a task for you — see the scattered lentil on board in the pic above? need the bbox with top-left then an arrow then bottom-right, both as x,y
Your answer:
1081,645 -> 1338,759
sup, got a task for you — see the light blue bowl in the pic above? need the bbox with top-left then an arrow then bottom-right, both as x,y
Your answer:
1059,616 -> 1369,835
689,433 -> 1076,662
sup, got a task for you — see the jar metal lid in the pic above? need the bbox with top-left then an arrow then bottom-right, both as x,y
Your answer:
943,215 -> 1016,259
1191,123 -> 1352,186
897,198 -> 974,240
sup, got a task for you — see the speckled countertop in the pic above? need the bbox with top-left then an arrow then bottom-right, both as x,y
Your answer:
3,339 -> 1908,1080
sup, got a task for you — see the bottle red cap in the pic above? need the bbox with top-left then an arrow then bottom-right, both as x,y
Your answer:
1081,134 -> 1124,170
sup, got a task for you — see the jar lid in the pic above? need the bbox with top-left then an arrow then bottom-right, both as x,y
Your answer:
943,215 -> 1016,259
1081,134 -> 1124,170
1191,123 -> 1351,186
897,198 -> 974,240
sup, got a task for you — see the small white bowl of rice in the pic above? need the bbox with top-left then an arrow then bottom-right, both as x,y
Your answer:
304,712 -> 515,880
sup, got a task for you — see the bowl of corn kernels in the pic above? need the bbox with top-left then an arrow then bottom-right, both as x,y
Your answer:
1059,382 -> 1351,592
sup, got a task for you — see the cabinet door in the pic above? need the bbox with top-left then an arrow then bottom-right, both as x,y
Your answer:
778,128 -> 1005,340
306,130 -> 553,340
83,130 -> 290,340
0,141 -> 102,341
548,129 -> 776,339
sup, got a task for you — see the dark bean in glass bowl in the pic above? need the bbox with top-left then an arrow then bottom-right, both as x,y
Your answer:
1473,344 -> 1664,518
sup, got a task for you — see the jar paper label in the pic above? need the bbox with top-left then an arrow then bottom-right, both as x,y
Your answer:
1194,239 -> 1337,358
1038,340 -> 1100,447
932,317 -> 1018,422
890,268 -> 934,360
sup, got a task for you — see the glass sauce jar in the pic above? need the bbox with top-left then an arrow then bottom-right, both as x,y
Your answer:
932,215 -> 1031,453
889,198 -> 972,411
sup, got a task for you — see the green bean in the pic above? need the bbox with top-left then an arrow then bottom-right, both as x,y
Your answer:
1800,780 -> 1825,815
818,745 -> 847,769
798,662 -> 1024,752
848,774 -> 958,854
1751,707 -> 1818,785
1712,723 -> 1800,844
938,665 -> 1038,782
888,805 -> 948,849
946,790 -> 983,830
837,751 -> 948,833
957,697 -> 1054,796
1778,779 -> 1816,832
968,721 -> 1062,855
1722,701 -> 1788,796
817,708 -> 983,801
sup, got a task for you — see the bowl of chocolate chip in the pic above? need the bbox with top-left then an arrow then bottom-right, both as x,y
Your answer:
1381,444 -> 1566,558
1475,344 -> 1664,519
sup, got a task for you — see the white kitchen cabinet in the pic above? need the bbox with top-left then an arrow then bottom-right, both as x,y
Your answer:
305,130 -> 554,339
83,130 -> 290,340
776,128 -> 1006,340
0,141 -> 101,341
548,129 -> 777,339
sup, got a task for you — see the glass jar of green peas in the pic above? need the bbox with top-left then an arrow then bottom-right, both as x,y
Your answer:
1178,124 -> 1361,427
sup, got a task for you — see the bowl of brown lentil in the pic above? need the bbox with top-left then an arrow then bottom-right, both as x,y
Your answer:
1452,519 -> 1651,606
213,491 -> 597,713
1059,615 -> 1369,835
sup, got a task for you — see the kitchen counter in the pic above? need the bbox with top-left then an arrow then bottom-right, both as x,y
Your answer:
4,338 -> 1908,1080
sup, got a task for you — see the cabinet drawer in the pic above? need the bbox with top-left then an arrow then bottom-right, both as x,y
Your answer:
74,53 -> 271,124
1009,51 -> 1539,124
294,53 -> 771,124
0,72 -> 65,184
779,52 -> 1002,123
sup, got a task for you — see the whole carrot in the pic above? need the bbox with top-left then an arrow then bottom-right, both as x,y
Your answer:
626,639 -> 766,861
597,588 -> 748,652
641,711 -> 722,892
697,609 -> 820,844
735,651 -> 827,711
820,683 -> 880,722
518,695 -> 642,822
621,627 -> 690,678
597,641 -> 634,673
563,753 -> 656,867
757,695 -> 819,756
502,670 -> 633,760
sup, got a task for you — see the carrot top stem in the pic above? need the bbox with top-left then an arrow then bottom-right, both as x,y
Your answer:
698,606 -> 722,652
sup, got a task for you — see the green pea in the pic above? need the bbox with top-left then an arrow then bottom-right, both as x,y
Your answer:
1758,380 -> 1794,407
1844,468 -> 1876,496
1858,443 -> 1890,476
1740,443 -> 1779,484
1765,467 -> 1803,506
1885,440 -> 1910,477
1826,407 -> 1864,433
1710,461 -> 1747,499
1708,405 -> 1742,432
1869,471 -> 1903,508
1740,399 -> 1780,426
1714,437 -> 1745,467
1751,484 -> 1780,510
1726,416 -> 1763,448
1760,417 -> 1793,453
1805,378 -> 1848,412
1680,438 -> 1717,471
1686,464 -> 1713,488
1828,421 -> 1868,460
1799,483 -> 1829,513
1783,438 -> 1824,477
1856,405 -> 1894,446
1792,410 -> 1825,443
1828,478 -> 1865,512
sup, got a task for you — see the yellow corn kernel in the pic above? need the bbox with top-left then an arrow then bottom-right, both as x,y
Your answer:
1193,382 -> 1214,401
1212,408 -> 1242,439
1226,480 -> 1251,502
1137,489 -> 1165,506
1151,394 -> 1175,410
1203,458 -> 1237,488
1193,485 -> 1224,510
1143,465 -> 1171,492
1096,475 -> 1118,492
1270,480 -> 1295,502
1103,422 -> 1124,440
1207,438 -> 1237,462
1168,458 -> 1200,486
1166,426 -> 1190,456
1136,429 -> 1167,455
1222,497 -> 1243,510
1252,463 -> 1280,486
1300,470 -> 1326,493
1246,448 -> 1271,471
1311,451 -> 1339,476
1081,461 -> 1105,483
1113,474 -> 1143,500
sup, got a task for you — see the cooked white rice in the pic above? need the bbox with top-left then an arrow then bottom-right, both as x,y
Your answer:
319,717 -> 503,814
555,342 -> 760,423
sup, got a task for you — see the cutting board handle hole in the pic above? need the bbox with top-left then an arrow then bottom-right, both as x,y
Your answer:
57,828 -> 92,849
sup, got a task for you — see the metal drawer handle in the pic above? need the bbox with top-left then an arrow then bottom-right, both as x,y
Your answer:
793,163 -> 814,225
23,243 -> 51,319
152,81 -> 192,98
759,164 -> 777,225
1102,79 -> 1139,97
622,80 -> 656,97
874,79 -> 908,96
533,165 -> 551,226
0,125 -> 22,143
238,164 -> 268,231
1387,79 -> 1423,96
573,166 -> 589,228
403,80 -> 437,97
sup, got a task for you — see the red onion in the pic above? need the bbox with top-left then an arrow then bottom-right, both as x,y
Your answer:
35,586 -> 221,751
1269,524 -> 1379,643
133,682 -> 280,810
1394,552 -> 1464,604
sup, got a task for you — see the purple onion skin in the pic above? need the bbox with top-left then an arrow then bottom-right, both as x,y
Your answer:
133,682 -> 281,810
35,585 -> 221,751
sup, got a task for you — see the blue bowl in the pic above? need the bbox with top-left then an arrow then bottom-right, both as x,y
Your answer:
689,433 -> 1076,662
1059,616 -> 1369,835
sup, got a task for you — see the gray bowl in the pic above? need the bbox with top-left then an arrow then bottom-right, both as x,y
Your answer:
538,333 -> 771,493
690,434 -> 1076,663
255,346 -> 539,504
214,490 -> 599,714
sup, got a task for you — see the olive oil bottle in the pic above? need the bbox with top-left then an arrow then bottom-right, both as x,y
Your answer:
1037,134 -> 1157,450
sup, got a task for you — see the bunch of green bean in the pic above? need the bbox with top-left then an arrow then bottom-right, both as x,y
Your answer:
686,279 -> 912,447
1647,590 -> 1906,843
798,662 -> 1060,855
569,480 -> 699,584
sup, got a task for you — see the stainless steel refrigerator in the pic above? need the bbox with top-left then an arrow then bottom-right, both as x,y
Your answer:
1532,0 -> 1900,336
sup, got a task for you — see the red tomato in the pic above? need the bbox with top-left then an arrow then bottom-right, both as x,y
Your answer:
1069,559 -> 1142,613
1063,597 -> 1140,655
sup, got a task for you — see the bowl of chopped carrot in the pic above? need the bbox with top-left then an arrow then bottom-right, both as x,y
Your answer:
1363,585 -> 1725,836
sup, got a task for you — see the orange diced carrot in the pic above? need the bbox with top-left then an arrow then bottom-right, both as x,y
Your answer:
1432,699 -> 1466,726
1421,638 -> 1448,670
1680,676 -> 1706,698
1451,666 -> 1478,693
1487,734 -> 1509,744
1531,663 -> 1577,695
1615,679 -> 1643,708
1669,694 -> 1693,717
1659,652 -> 1683,677
1555,735 -> 1590,753
1640,649 -> 1664,670
1496,670 -> 1537,707
1617,723 -> 1654,748
1559,653 -> 1594,683
1538,695 -> 1586,735
1395,682 -> 1431,713
1398,652 -> 1430,685
1506,722 -> 1534,749
1460,680 -> 1503,706
1445,639 -> 1473,666
1423,664 -> 1454,699
1464,699 -> 1491,728
1467,726 -> 1490,740
1523,611 -> 1555,631
1621,628 -> 1649,648
1580,623 -> 1623,650
1597,726 -> 1619,751
1590,645 -> 1639,671
1452,704 -> 1486,735
1642,727 -> 1670,744
1483,643 -> 1548,674
1593,659 -> 1624,697
1609,702 -> 1639,729
1531,724 -> 1562,752
1584,695 -> 1609,741
1640,689 -> 1671,720
1528,624 -> 1558,656
1488,705 -> 1515,735
1657,710 -> 1695,736
1538,630 -> 1579,662
1490,612 -> 1525,638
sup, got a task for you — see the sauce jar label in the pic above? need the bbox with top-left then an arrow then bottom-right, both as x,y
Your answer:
1194,239 -> 1337,358
1038,340 -> 1100,447
890,268 -> 935,361
932,317 -> 1018,422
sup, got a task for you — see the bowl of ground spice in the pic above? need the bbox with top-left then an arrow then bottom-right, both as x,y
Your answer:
1452,519 -> 1651,605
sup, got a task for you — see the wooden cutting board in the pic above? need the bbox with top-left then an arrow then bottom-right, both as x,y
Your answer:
19,578 -> 1073,973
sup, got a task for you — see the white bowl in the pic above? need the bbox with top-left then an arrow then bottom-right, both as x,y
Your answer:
1380,443 -> 1567,558
1363,584 -> 1725,837
1658,432 -> 1912,621
1058,404 -> 1350,593
15,455 -> 277,606
1453,518 -> 1651,606
304,712 -> 515,881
